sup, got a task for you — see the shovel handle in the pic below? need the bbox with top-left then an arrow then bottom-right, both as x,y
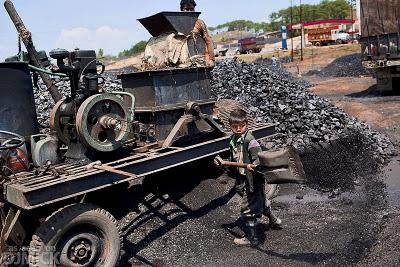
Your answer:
215,156 -> 256,169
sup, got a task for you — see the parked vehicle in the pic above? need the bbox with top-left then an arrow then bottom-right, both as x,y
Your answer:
308,27 -> 351,46
0,2 -> 280,265
238,37 -> 265,54
360,0 -> 400,93
214,46 -> 229,57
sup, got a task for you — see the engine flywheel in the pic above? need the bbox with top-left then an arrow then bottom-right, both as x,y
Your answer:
76,94 -> 130,152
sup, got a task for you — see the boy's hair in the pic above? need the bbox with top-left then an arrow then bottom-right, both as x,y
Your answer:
180,0 -> 197,10
229,108 -> 248,125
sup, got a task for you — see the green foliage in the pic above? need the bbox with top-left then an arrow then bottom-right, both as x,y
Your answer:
211,20 -> 273,33
118,40 -> 147,58
270,0 -> 351,25
97,48 -> 104,58
211,0 -> 352,33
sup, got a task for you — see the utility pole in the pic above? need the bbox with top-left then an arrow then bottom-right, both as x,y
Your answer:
290,0 -> 294,61
349,0 -> 356,32
300,0 -> 303,61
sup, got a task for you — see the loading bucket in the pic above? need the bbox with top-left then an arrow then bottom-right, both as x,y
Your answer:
139,11 -> 201,37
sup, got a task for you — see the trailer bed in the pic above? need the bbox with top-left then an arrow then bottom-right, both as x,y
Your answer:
5,124 -> 275,210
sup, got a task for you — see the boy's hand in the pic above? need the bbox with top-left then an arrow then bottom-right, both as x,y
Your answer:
214,156 -> 223,168
247,164 -> 255,172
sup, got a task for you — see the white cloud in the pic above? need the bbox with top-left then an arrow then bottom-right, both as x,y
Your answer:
55,26 -> 132,56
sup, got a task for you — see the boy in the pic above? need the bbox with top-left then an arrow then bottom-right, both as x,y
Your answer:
215,108 -> 282,247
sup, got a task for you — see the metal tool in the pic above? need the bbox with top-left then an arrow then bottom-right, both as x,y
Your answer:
215,148 -> 306,184
4,0 -> 62,102
86,161 -> 136,178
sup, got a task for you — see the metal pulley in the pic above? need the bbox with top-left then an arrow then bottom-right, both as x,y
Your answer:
76,94 -> 130,152
50,99 -> 76,145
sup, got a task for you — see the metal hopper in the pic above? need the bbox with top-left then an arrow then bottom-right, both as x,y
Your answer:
138,11 -> 201,37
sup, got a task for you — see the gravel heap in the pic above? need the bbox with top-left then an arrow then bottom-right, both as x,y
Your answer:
210,59 -> 397,162
306,53 -> 375,77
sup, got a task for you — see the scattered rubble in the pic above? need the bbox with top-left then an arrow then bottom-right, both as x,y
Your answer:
210,59 -> 396,162
306,53 -> 375,77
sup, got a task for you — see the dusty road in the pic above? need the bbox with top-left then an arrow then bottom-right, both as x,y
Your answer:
305,74 -> 400,267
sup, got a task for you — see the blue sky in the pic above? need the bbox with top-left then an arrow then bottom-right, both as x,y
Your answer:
0,0 -> 322,60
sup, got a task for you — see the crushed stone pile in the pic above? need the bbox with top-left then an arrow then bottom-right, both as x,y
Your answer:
306,53 -> 375,77
210,59 -> 396,162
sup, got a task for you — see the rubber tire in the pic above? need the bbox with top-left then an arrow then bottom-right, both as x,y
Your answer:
266,184 -> 279,199
28,204 -> 121,267
336,39 -> 343,45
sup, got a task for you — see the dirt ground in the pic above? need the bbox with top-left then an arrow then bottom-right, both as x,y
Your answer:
293,45 -> 400,266
102,44 -> 400,266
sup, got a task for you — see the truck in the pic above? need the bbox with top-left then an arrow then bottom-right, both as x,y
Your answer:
0,2 -> 300,266
360,0 -> 400,93
308,26 -> 351,46
238,37 -> 265,54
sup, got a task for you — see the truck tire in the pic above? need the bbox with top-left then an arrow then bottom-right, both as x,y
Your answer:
314,42 -> 321,47
218,51 -> 224,57
336,39 -> 343,45
28,204 -> 122,267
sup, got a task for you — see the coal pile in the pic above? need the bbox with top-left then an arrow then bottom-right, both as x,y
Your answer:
210,59 -> 397,162
306,53 -> 375,77
32,59 -> 396,162
300,131 -> 380,191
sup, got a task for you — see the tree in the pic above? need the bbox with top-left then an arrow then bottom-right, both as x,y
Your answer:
210,0 -> 352,34
97,48 -> 104,58
118,41 -> 147,58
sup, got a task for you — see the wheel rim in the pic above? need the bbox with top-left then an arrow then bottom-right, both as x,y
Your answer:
58,230 -> 105,267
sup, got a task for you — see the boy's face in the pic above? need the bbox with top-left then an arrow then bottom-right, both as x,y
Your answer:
230,121 -> 248,136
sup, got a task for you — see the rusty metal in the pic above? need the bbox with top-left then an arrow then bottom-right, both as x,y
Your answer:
216,148 -> 306,185
49,99 -> 75,145
360,0 -> 400,38
360,0 -> 400,61
4,0 -> 62,102
86,161 -> 137,178
138,11 -> 201,37
75,94 -> 130,152
118,67 -> 213,108
1,208 -> 25,247
0,63 -> 39,137
162,102 -> 225,148
5,124 -> 275,210
98,116 -> 120,129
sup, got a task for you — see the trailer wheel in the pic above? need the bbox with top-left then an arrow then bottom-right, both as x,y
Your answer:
28,204 -> 121,267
